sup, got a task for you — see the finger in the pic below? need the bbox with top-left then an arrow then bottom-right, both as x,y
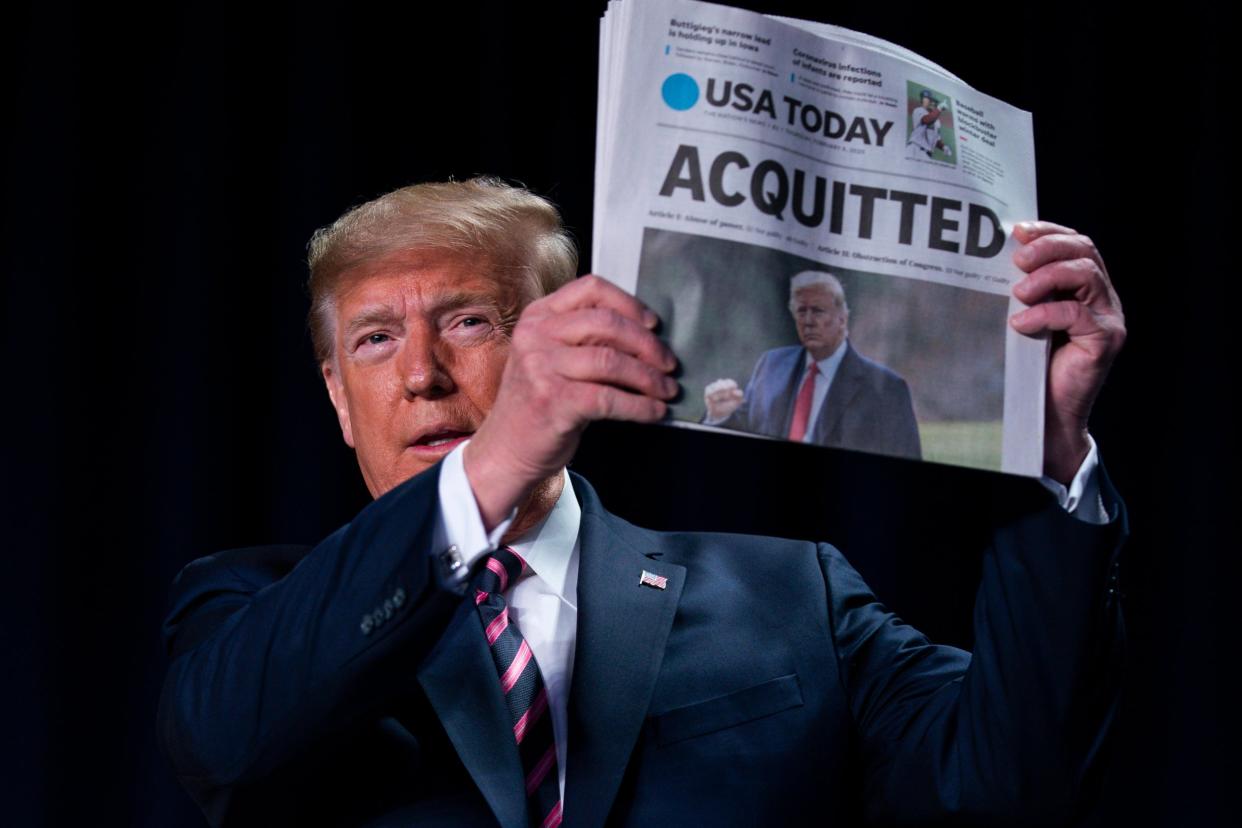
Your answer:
573,383 -> 668,423
1013,257 -> 1111,307
1010,299 -> 1101,338
543,306 -> 676,371
1012,220 -> 1079,244
538,274 -> 659,329
1012,232 -> 1104,275
555,346 -> 679,400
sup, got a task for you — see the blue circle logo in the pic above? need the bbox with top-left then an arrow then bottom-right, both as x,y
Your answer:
661,73 -> 699,111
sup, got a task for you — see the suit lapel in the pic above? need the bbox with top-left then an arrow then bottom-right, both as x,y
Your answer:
813,342 -> 863,445
418,595 -> 527,827
564,478 -> 685,828
774,347 -> 807,437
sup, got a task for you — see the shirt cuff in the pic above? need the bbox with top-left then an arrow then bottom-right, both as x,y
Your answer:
432,441 -> 517,587
1037,433 -> 1108,525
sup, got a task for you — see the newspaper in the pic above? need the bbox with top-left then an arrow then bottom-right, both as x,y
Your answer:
594,0 -> 1045,476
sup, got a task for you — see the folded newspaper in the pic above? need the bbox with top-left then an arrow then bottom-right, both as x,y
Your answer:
594,0 -> 1045,476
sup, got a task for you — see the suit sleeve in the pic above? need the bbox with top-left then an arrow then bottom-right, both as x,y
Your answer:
715,351 -> 769,434
884,376 -> 921,460
819,469 -> 1127,825
157,463 -> 464,811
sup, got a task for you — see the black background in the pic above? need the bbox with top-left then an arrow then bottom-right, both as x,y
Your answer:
2,1 -> 1225,824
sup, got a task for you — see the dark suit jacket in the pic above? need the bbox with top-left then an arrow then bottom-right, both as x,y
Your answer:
159,466 -> 1126,827
720,343 -> 922,460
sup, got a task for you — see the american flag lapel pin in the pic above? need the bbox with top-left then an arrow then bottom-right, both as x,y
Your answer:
639,570 -> 668,590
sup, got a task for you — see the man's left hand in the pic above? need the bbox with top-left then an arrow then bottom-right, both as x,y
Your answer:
1010,221 -> 1126,485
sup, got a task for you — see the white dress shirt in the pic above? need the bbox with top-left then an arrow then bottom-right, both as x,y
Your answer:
434,448 -> 581,802
430,435 -> 1108,803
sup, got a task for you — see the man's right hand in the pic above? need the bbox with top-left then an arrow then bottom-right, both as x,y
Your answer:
704,378 -> 744,422
464,275 -> 678,531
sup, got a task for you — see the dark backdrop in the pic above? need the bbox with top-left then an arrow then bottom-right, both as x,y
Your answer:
2,1 -> 1225,824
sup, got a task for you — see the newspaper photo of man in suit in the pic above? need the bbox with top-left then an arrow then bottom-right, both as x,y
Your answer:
704,271 -> 922,459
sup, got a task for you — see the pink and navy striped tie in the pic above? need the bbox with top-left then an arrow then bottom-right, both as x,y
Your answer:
474,547 -> 562,828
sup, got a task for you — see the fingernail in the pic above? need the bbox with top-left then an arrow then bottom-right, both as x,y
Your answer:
643,310 -> 659,329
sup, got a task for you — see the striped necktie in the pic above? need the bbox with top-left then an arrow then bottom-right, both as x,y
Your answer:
474,547 -> 562,828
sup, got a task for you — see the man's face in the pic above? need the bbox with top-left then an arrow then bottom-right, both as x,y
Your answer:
791,285 -> 847,361
921,95 -> 933,110
321,249 -> 520,498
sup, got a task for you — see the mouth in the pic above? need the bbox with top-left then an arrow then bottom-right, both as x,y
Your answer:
408,427 -> 474,455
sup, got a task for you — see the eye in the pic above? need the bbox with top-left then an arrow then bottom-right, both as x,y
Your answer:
442,310 -> 499,341
366,333 -> 391,345
453,315 -> 494,333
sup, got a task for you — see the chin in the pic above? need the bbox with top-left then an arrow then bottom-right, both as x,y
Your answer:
362,461 -> 433,500
396,460 -> 439,486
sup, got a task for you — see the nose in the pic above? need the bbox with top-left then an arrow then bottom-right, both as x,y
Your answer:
397,326 -> 455,399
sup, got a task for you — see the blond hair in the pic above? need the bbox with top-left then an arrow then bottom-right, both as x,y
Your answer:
306,177 -> 577,362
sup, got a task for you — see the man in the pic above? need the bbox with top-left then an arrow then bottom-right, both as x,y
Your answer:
907,88 -> 953,160
159,178 -> 1127,826
702,271 -> 922,460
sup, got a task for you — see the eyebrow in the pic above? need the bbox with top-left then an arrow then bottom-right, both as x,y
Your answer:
343,306 -> 405,342
342,291 -> 510,341
427,290 -> 506,317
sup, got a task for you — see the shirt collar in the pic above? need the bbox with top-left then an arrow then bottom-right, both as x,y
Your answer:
806,338 -> 848,376
506,468 -> 580,606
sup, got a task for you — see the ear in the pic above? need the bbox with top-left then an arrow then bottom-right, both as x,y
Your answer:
321,359 -> 356,448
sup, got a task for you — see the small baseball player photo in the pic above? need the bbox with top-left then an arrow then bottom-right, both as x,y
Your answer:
906,82 -> 956,164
